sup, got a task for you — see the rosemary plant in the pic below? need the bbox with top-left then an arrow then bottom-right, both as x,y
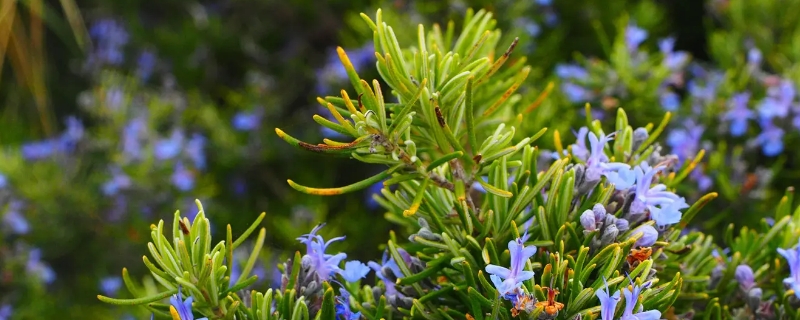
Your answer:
99,8 -> 800,320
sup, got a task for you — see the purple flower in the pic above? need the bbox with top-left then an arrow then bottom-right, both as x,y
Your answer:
758,80 -> 795,121
102,167 -> 132,196
297,224 -> 348,282
232,110 -> 263,131
3,201 -> 28,234
621,280 -> 661,320
100,276 -> 123,296
756,119 -> 784,156
777,239 -> 800,299
0,174 -> 6,189
154,130 -> 184,160
169,287 -> 208,320
735,265 -> 755,292
26,248 -> 55,284
485,233 -> 537,297
625,25 -> 648,51
186,133 -> 206,170
724,92 -> 754,137
629,225 -> 658,247
597,277 -> 620,320
171,163 -> 195,191
340,260 -> 370,282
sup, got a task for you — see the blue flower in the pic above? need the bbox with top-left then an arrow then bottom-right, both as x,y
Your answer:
137,50 -> 156,81
583,132 -> 634,190
660,91 -> 680,111
100,276 -> 123,296
485,233 -> 537,298
666,119 -> 704,162
0,173 -> 6,189
122,117 -> 148,161
335,288 -> 362,320
3,201 -> 28,234
171,163 -> 195,191
570,127 -> 590,160
232,109 -> 263,131
26,248 -> 55,284
596,277 -> 620,320
621,280 -> 661,320
365,180 -> 385,209
169,287 -> 208,320
102,167 -> 132,196
555,64 -> 589,80
21,140 -> 58,160
628,225 -> 658,247
747,48 -> 762,66
629,163 -> 687,227
758,80 -> 795,121
649,196 -> 688,227
515,18 -> 541,37
0,304 -> 11,320
658,37 -> 689,71
562,82 -> 592,103
777,239 -> 800,299
340,260 -> 370,282
88,19 -> 129,66
297,224 -> 348,282
186,133 -> 206,170
625,24 -> 648,51
756,119 -> 784,156
724,92 -> 753,137
368,253 -> 404,298
690,168 -> 713,192
155,130 -> 184,160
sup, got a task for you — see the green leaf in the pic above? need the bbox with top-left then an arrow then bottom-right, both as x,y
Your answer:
98,288 -> 178,306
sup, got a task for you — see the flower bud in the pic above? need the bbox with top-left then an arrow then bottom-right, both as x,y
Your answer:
600,224 -> 619,246
632,127 -> 649,150
615,218 -> 630,232
580,209 -> 597,232
746,287 -> 762,312
592,203 -> 607,222
629,225 -> 658,247
735,264 -> 755,292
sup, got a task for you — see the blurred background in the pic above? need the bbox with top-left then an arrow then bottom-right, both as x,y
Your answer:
1,0 -> 798,318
